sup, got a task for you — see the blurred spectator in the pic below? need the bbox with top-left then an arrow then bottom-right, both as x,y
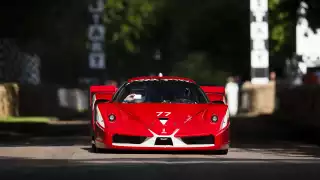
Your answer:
234,75 -> 243,112
225,76 -> 239,116
315,71 -> 320,84
270,71 -> 276,81
234,75 -> 244,88
303,72 -> 318,85
269,71 -> 279,111
105,80 -> 118,88
234,76 -> 240,84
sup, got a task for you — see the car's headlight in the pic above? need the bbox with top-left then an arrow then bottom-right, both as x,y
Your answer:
211,115 -> 218,123
108,114 -> 116,122
220,109 -> 229,130
96,108 -> 105,128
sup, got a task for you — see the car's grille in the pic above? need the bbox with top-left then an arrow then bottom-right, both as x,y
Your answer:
112,134 -> 147,144
181,135 -> 214,145
155,137 -> 173,146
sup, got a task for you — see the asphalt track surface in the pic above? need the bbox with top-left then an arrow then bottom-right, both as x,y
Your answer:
1,116 -> 320,180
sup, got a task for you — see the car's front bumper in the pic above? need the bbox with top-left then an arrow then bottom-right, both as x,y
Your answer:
94,124 -> 230,151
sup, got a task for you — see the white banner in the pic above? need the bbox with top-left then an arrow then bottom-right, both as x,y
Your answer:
250,22 -> 268,40
251,50 -> 269,68
250,0 -> 268,12
252,39 -> 266,50
250,0 -> 269,84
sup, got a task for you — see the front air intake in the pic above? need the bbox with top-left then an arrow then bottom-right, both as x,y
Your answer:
112,134 -> 147,144
181,135 -> 214,145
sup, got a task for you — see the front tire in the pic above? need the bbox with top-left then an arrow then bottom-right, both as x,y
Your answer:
91,144 -> 100,153
91,137 -> 102,153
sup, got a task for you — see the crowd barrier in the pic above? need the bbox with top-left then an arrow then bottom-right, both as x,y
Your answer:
0,82 -> 319,129
240,81 -> 320,134
0,81 -> 280,119
0,83 -> 19,117
0,83 -> 89,119
240,81 -> 276,115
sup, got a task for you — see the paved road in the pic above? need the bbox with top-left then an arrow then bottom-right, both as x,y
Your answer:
0,137 -> 320,180
1,116 -> 320,180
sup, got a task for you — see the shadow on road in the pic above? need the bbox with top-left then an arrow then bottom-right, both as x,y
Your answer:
0,156 -> 319,180
230,115 -> 320,157
0,114 -> 320,157
0,121 -> 90,141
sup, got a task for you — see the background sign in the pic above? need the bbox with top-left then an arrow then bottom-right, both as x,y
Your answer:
250,0 -> 269,84
88,0 -> 106,70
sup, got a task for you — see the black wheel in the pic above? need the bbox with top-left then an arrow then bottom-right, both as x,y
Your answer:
91,142 -> 104,153
213,149 -> 228,155
91,137 -> 102,153
91,143 -> 98,153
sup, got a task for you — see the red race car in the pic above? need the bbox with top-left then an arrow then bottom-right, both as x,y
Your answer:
90,76 -> 230,154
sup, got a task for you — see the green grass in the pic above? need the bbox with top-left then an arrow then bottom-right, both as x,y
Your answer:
0,116 -> 53,123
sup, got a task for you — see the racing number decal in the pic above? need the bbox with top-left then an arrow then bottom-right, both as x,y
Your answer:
156,112 -> 171,117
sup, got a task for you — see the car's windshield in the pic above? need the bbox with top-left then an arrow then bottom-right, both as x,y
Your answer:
114,80 -> 209,104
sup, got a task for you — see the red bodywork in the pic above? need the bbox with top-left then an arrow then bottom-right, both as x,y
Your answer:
200,86 -> 226,103
90,85 -> 117,104
90,76 -> 230,152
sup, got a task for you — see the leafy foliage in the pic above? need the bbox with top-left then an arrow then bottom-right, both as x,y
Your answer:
268,0 -> 296,54
170,52 -> 230,85
4,0 -> 320,84
105,0 -> 164,52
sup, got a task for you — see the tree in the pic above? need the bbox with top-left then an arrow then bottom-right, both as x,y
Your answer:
104,0 -> 164,52
269,0 -> 298,55
170,52 -> 230,84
